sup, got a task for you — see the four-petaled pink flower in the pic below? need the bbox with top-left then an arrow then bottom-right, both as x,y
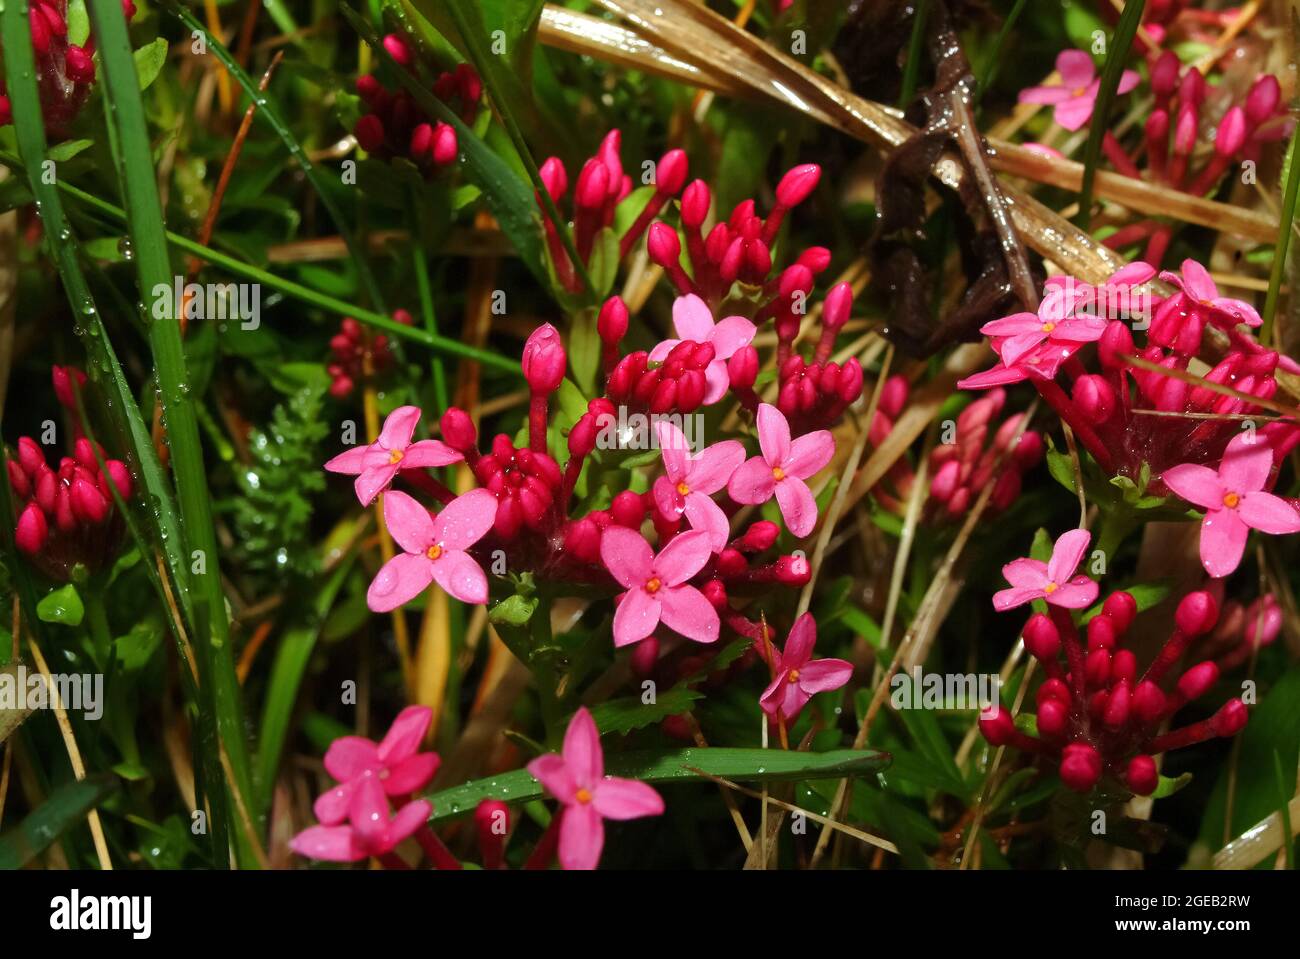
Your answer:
1162,433 -> 1300,578
1153,259 -> 1262,352
652,420 -> 744,552
289,779 -> 431,862
728,403 -> 834,538
993,528 -> 1099,611
980,282 -> 1106,367
1019,50 -> 1139,132
649,294 -> 756,405
325,405 -> 462,506
368,489 -> 498,611
600,527 -> 719,647
957,338 -> 1082,391
310,705 -> 441,826
526,707 -> 664,870
759,613 -> 852,721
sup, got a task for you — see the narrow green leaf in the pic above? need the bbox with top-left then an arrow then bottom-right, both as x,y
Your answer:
1077,0 -> 1145,229
0,774 -> 118,870
1262,127 -> 1300,342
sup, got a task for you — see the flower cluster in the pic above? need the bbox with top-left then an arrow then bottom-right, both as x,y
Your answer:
326,309 -> 412,399
0,1 -> 136,136
984,532 -> 1248,795
8,367 -> 133,581
352,34 -> 479,175
1197,590 -> 1282,672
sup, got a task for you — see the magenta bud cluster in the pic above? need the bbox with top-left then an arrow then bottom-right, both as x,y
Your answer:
326,309 -> 413,398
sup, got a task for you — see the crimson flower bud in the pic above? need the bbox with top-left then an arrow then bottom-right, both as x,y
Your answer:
52,365 -> 87,411
1087,614 -> 1116,650
1102,590 -> 1137,633
738,520 -> 779,552
630,636 -> 660,678
1210,699 -> 1247,736
1215,106 -> 1247,158
1037,698 -> 1068,738
522,324 -> 566,394
355,114 -> 385,153
1059,742 -> 1102,792
1098,320 -> 1135,370
680,180 -> 711,228
440,407 -> 477,453
1245,75 -> 1281,125
775,164 -> 820,208
568,414 -> 598,459
66,45 -> 95,84
1175,589 -> 1218,636
539,156 -> 568,201
597,297 -> 629,345
821,282 -> 852,333
1126,755 -> 1158,796
431,123 -> 458,165
575,158 -> 609,210
646,222 -> 682,270
1150,50 -> 1180,99
1022,613 -> 1060,661
702,579 -> 727,609
655,149 -> 688,195
775,554 -> 811,586
1175,661 -> 1219,701
15,502 -> 48,555
1133,681 -> 1167,723
18,436 -> 45,476
978,707 -> 1015,746
610,490 -> 645,528
104,460 -> 132,500
382,33 -> 412,65
716,548 -> 747,578
727,346 -> 759,390
1073,374 -> 1116,421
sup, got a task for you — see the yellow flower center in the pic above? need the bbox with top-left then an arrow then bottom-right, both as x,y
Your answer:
676,481 -> 691,496
575,788 -> 593,804
1223,491 -> 1240,508
788,669 -> 800,683
1043,582 -> 1058,594
1073,86 -> 1088,97
1041,322 -> 1056,333
772,466 -> 786,481
426,544 -> 443,561
645,577 -> 662,594
389,448 -> 404,465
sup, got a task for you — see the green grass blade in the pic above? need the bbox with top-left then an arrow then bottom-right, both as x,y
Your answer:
0,774 -> 119,870
88,0 -> 259,864
423,747 -> 891,821
1077,0 -> 1145,230
1262,128 -> 1300,343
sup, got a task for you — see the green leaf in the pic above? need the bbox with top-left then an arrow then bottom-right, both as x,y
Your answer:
489,594 -> 539,628
133,37 -> 169,91
36,585 -> 85,627
1153,772 -> 1192,799
0,774 -> 118,870
47,138 -> 94,162
423,747 -> 891,820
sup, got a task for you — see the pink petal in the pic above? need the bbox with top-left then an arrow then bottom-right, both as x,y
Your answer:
998,330 -> 1048,367
687,440 -> 746,494
756,403 -> 790,466
378,405 -> 422,450
1179,259 -> 1217,302
1051,317 -> 1107,342
382,490 -> 436,554
430,488 -> 498,550
1117,70 -> 1140,95
562,707 -> 604,784
957,363 -> 1031,390
384,753 -> 439,794
591,777 -> 664,820
1056,50 -> 1096,89
313,781 -> 354,826
993,586 -> 1046,611
1018,85 -> 1074,106
1109,262 -> 1156,287
601,527 -> 656,589
682,492 -> 732,552
1047,528 -> 1091,584
702,361 -> 731,405
1054,94 -> 1096,132
323,736 -> 380,781
653,476 -> 686,520
785,430 -> 835,479
401,439 -> 463,469
672,293 -> 716,343
289,824 -> 366,862
707,316 -> 757,360
557,803 -> 604,871
527,754 -> 577,803
349,777 -> 392,849
797,657 -> 853,694
1219,434 -> 1273,493
1210,298 -> 1262,328
649,338 -> 680,364
356,462 -> 400,507
653,529 -> 713,586
613,587 -> 661,648
1237,491 -> 1300,534
1047,577 -> 1100,609
1200,509 -> 1249,578
367,553 -> 435,612
1162,463 -> 1225,509
377,705 -> 433,764
775,476 -> 818,538
430,549 -> 489,604
769,678 -> 810,720
980,312 -> 1043,337
759,672 -> 789,716
324,444 -> 381,475
1002,557 -> 1049,589
727,456 -> 777,505
388,799 -> 433,846
657,584 -> 720,644
782,612 -> 817,668
655,420 -> 690,482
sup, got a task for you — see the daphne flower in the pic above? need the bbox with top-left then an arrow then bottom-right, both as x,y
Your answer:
601,527 -> 718,646
1162,433 -> 1300,578
980,284 -> 1106,367
993,528 -> 1099,611
1018,50 -> 1139,132
526,708 -> 664,870
727,404 -> 834,537
325,406 -> 462,506
649,294 -> 756,405
312,706 -> 440,827
652,420 -> 745,551
290,778 -> 431,862
367,489 -> 497,611
1152,259 -> 1262,352
759,613 -> 852,721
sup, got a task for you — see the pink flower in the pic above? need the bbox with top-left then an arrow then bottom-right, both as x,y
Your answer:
600,527 -> 719,647
310,706 -> 440,827
324,406 -> 462,506
1018,50 -> 1139,132
651,420 -> 745,551
526,707 -> 664,870
1154,259 -> 1262,352
993,528 -> 1099,611
759,613 -> 852,721
957,338 -> 1081,390
1162,433 -> 1300,578
649,294 -> 756,405
727,403 -> 834,537
367,489 -> 497,611
290,780 -> 431,862
979,283 -> 1106,367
